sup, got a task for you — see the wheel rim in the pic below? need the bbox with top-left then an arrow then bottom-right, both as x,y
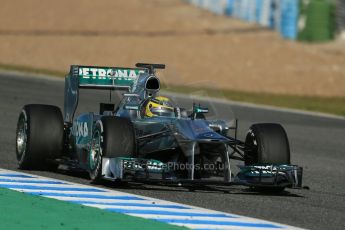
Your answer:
16,113 -> 27,161
90,130 -> 101,170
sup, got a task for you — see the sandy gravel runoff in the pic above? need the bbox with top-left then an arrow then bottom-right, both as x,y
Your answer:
0,0 -> 344,97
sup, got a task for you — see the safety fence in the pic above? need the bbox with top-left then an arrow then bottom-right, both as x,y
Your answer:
336,0 -> 345,39
186,0 -> 344,42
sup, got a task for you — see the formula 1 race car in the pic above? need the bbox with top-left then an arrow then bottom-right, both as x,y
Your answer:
16,63 -> 303,192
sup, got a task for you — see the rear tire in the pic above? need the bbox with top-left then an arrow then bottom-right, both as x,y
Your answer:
244,123 -> 290,165
89,116 -> 135,182
16,104 -> 64,170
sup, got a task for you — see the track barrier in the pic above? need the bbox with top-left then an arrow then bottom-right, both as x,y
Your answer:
185,0 -> 342,42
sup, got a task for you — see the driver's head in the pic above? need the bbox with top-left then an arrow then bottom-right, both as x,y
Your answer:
144,96 -> 175,118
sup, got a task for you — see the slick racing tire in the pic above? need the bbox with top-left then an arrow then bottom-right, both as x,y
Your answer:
244,123 -> 290,165
89,116 -> 135,183
16,104 -> 64,170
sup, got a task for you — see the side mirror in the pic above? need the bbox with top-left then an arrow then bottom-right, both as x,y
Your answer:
194,107 -> 209,114
192,104 -> 208,120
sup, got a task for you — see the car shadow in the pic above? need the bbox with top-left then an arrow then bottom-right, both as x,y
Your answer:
52,169 -> 306,198
98,179 -> 305,198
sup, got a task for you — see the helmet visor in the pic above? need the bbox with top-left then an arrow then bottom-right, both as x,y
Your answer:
150,107 -> 175,118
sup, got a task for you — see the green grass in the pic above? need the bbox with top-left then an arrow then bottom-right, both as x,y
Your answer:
163,85 -> 345,117
0,63 -> 65,77
0,63 -> 344,117
0,187 -> 185,230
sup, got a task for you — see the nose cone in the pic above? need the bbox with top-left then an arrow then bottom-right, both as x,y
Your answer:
196,131 -> 225,141
175,120 -> 228,142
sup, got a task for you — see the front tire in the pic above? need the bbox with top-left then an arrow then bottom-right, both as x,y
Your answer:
16,104 -> 64,170
244,123 -> 290,165
244,123 -> 291,193
89,116 -> 135,183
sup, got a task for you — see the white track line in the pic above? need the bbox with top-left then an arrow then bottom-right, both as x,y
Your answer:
44,196 -> 178,205
127,215 -> 243,221
170,223 -> 300,230
0,168 -> 306,230
81,204 -> 220,212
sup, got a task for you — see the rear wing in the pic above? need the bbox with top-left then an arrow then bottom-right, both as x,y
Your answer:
64,65 -> 148,123
72,65 -> 147,89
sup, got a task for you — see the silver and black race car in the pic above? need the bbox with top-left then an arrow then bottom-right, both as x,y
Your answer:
16,63 -> 303,192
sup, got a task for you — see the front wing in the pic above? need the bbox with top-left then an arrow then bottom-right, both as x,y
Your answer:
101,157 -> 303,189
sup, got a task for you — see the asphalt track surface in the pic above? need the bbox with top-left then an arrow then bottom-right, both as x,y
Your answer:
0,72 -> 344,230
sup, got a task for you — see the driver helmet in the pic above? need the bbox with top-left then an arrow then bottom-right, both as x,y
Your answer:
144,96 -> 175,118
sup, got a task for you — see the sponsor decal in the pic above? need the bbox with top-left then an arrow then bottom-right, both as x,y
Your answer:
79,67 -> 145,81
73,121 -> 88,137
124,105 -> 139,110
245,165 -> 289,176
203,132 -> 214,138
